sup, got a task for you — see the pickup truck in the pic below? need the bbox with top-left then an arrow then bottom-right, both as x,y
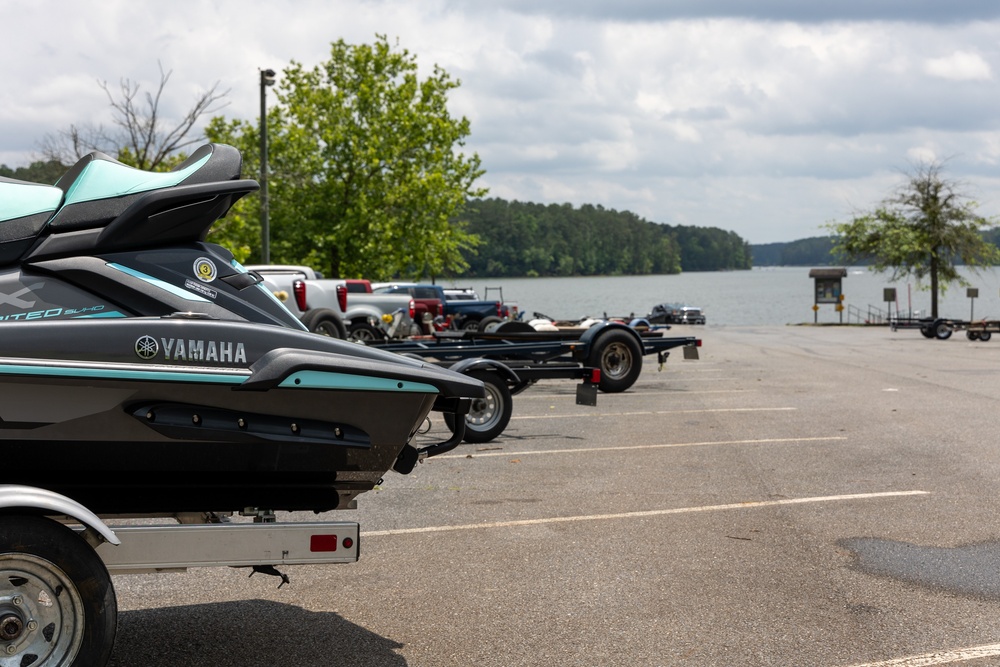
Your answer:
245,265 -> 424,340
372,282 -> 510,331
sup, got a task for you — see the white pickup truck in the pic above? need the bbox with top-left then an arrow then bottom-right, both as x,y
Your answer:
245,265 -> 421,340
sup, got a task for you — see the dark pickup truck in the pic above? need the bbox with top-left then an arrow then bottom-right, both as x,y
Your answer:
373,282 -> 509,331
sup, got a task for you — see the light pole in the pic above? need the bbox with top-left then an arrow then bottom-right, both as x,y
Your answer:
259,68 -> 276,263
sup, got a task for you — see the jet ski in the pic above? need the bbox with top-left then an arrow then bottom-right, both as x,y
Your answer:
0,144 -> 485,514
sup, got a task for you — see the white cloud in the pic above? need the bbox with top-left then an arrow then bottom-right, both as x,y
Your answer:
2,1 -> 1000,244
924,51 -> 993,81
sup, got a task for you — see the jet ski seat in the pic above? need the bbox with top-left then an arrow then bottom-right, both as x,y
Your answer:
0,144 -> 244,264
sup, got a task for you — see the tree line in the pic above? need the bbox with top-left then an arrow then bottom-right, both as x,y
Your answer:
458,198 -> 752,277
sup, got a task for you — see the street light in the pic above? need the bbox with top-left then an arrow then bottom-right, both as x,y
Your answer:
259,68 -> 276,263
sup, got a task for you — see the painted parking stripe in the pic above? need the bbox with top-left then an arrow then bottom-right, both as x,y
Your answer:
511,407 -> 796,420
364,491 -> 928,537
435,436 -> 846,460
527,389 -> 751,399
843,642 -> 1000,666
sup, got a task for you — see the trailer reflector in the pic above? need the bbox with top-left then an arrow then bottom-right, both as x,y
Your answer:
310,534 -> 339,552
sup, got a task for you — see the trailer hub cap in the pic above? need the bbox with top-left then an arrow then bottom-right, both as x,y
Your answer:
0,611 -> 22,641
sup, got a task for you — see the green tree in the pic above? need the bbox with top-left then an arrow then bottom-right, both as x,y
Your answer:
207,36 -> 484,280
829,161 -> 999,318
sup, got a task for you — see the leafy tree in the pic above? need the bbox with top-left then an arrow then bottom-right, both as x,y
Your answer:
829,161 -> 999,318
39,62 -> 229,171
207,36 -> 484,280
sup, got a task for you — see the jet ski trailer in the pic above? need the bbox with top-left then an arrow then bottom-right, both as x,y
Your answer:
0,144 -> 485,666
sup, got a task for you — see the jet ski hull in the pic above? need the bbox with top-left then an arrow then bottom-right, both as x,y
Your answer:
0,317 -> 482,513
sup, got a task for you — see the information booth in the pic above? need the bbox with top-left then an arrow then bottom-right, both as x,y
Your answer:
809,268 -> 847,323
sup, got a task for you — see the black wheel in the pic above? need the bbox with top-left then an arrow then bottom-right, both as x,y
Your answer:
301,308 -> 347,339
967,330 -> 980,341
919,326 -> 935,338
933,320 -> 952,340
460,317 -> 484,332
478,316 -> 503,333
0,515 -> 117,666
347,321 -> 385,343
588,329 -> 643,393
443,369 -> 512,443
980,331 -> 992,342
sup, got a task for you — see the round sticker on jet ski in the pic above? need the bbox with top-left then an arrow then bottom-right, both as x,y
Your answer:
194,257 -> 218,283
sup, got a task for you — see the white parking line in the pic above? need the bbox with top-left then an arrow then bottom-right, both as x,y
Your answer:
511,407 -> 796,420
363,491 -> 928,537
843,642 -> 1000,666
436,436 -> 846,460
527,389 -> 751,399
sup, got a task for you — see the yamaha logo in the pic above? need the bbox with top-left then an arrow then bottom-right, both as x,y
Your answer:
193,257 -> 217,283
135,335 -> 159,360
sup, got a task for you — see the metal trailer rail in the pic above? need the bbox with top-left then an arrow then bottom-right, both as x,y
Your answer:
374,321 -> 701,443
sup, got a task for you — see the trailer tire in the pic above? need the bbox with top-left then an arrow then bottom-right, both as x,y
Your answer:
920,326 -> 935,338
933,319 -> 952,340
443,369 -> 512,443
301,309 -> 348,339
967,331 -> 980,341
588,329 -> 643,393
478,316 -> 504,333
980,331 -> 992,342
0,515 -> 117,667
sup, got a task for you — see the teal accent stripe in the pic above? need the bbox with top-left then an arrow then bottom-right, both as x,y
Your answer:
279,370 -> 437,393
107,263 -> 209,302
62,154 -> 211,205
73,311 -> 126,318
0,363 -> 247,384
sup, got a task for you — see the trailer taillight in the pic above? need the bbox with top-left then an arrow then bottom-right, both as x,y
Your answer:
588,369 -> 601,384
409,299 -> 416,320
495,301 -> 502,317
293,279 -> 308,312
336,284 -> 348,313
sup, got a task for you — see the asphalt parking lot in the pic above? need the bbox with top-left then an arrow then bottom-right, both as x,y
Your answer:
109,325 -> 1000,666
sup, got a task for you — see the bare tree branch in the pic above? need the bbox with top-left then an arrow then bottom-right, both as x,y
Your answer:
38,61 -> 230,170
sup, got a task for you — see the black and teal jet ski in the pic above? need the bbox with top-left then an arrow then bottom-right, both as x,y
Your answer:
0,144 -> 484,514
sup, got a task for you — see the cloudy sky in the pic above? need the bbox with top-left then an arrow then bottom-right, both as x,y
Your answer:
3,1 -> 1000,243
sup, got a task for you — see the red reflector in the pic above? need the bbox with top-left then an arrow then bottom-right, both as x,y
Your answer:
310,534 -> 338,552
589,369 -> 601,383
696,339 -> 702,347
343,537 -> 354,549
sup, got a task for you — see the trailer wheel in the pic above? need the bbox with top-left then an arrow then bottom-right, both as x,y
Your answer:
933,320 -> 953,340
588,329 -> 643,393
920,326 -> 935,338
980,331 -> 992,342
443,369 -> 512,443
347,321 -> 385,343
0,515 -> 117,667
478,316 -> 504,332
301,309 -> 347,339
967,331 -> 980,341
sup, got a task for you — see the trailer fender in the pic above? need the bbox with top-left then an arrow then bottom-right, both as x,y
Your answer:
0,485 -> 120,546
449,357 -> 521,387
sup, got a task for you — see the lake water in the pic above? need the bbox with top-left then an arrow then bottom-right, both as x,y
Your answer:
446,267 -> 1000,326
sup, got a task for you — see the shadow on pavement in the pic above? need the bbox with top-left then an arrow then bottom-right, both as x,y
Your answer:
108,599 -> 406,667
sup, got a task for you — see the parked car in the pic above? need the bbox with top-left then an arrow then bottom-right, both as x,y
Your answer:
647,302 -> 706,325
